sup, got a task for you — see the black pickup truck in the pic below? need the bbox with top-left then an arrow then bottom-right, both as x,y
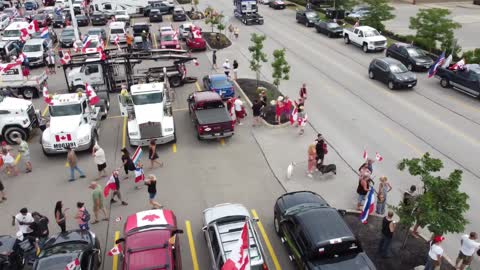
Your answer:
436,64 -> 480,98
187,91 -> 234,140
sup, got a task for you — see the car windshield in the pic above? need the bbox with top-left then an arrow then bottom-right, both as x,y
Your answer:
285,203 -> 326,215
174,10 -> 183,14
34,15 -> 45,19
390,64 -> 408,74
110,28 -> 124,34
364,30 -> 380,37
132,92 -> 163,105
62,30 -> 74,37
115,10 -> 126,15
23,44 -> 42,52
3,30 -> 20,37
88,30 -> 101,36
77,16 -> 86,19
54,15 -> 63,20
305,12 -> 318,19
327,23 -> 340,28
86,41 -> 98,48
211,79 -> 231,89
49,104 -> 82,116
151,9 -> 160,14
161,34 -> 174,41
40,242 -> 89,257
407,48 -> 426,57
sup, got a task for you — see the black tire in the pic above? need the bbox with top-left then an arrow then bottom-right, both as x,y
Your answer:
3,126 -> 27,144
388,81 -> 395,90
368,70 -> 374,79
169,76 -> 182,87
407,63 -> 413,71
172,132 -> 177,143
344,35 -> 350,44
363,43 -> 369,53
42,145 -> 54,156
197,132 -> 202,141
274,215 -> 281,236
440,78 -> 450,88
21,87 -> 37,99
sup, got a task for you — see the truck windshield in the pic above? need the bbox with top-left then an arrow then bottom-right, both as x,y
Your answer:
3,30 -> 20,37
111,28 -> 124,34
49,104 -> 82,116
132,92 -> 163,105
23,44 -> 42,52
161,34 -> 174,41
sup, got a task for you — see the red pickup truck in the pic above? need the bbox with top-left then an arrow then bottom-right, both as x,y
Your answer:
187,91 -> 234,140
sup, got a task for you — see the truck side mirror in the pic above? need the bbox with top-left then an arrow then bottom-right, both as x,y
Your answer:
338,209 -> 347,216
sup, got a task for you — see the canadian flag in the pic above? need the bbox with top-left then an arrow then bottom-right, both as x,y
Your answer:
65,258 -> 80,270
16,52 -> 26,64
449,58 -> 466,71
298,113 -> 308,127
60,50 -> 71,65
107,244 -> 122,256
85,83 -> 100,105
134,167 -> 144,183
73,41 -> 80,53
97,48 -> 106,60
222,222 -> 250,270
290,106 -> 298,125
43,85 -> 53,104
20,28 -> 29,42
0,62 -> 21,74
363,148 -> 368,161
103,173 -> 117,197
55,134 -> 72,142
81,38 -> 92,53
193,59 -> 199,66
27,20 -> 39,34
375,152 -> 383,162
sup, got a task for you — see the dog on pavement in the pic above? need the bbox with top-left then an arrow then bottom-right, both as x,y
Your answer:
317,164 -> 337,175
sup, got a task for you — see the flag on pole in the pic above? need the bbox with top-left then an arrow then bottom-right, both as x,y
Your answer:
132,146 -> 143,165
298,113 -> 308,127
85,83 -> 100,105
65,258 -> 80,270
103,174 -> 117,197
221,221 -> 250,270
27,20 -> 39,33
290,106 -> 298,125
20,28 -> 29,42
363,148 -> 368,161
449,58 -> 465,71
40,27 -> 49,38
43,85 -> 53,104
107,244 -> 122,256
360,187 -> 376,224
134,167 -> 144,183
375,152 -> 383,162
427,51 -> 445,78
441,54 -> 452,68
60,50 -> 71,65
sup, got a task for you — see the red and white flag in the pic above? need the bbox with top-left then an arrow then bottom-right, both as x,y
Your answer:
55,134 -> 72,142
27,20 -> 39,34
134,167 -> 144,183
43,85 -> 53,104
73,41 -> 80,53
60,50 -> 71,65
449,58 -> 465,71
97,47 -> 106,60
221,222 -> 250,270
354,20 -> 360,28
0,62 -> 20,74
298,113 -> 308,127
65,258 -> 80,270
363,148 -> 368,161
81,39 -> 92,53
290,106 -> 298,125
107,244 -> 122,256
103,173 -> 117,197
375,152 -> 383,162
16,52 -> 26,64
20,28 -> 29,42
114,35 -> 121,51
85,83 -> 100,105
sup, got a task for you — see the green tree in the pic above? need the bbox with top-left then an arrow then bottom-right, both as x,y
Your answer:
395,153 -> 469,240
271,49 -> 290,91
462,48 -> 480,64
248,33 -> 268,87
409,8 -> 461,52
334,0 -> 358,11
361,0 -> 395,32
217,23 -> 225,34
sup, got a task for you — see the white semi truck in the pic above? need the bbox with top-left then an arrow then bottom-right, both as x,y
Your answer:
0,95 -> 43,144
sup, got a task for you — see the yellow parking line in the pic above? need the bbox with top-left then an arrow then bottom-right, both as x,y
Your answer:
112,231 -> 120,270
153,33 -> 158,49
14,154 -> 21,165
42,106 -> 49,117
65,162 -> 69,167
185,221 -> 200,270
195,82 -> 201,92
384,127 -> 423,155
220,138 -> 225,146
106,36 -> 110,49
251,209 -> 282,270
172,143 -> 177,153
122,117 -> 127,148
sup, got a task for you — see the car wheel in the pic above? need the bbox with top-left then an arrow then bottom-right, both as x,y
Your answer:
368,70 -> 374,79
440,78 -> 450,88
344,35 -> 350,44
274,216 -> 281,236
4,126 -> 27,144
305,21 -> 309,27
21,87 -> 36,99
363,43 -> 369,53
385,52 -> 390,57
407,64 -> 413,71
388,81 -> 395,90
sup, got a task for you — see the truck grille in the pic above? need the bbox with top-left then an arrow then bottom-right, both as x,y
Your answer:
139,122 -> 162,139
27,105 -> 37,126
374,41 -> 386,46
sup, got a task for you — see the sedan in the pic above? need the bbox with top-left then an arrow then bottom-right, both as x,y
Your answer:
386,43 -> 434,71
296,10 -> 319,27
172,6 -> 186,21
203,74 -> 234,99
76,15 -> 90,26
269,0 -> 286,9
315,21 -> 343,38
178,22 -> 193,40
52,14 -> 65,28
91,12 -> 108,26
24,0 -> 39,10
369,57 -> 417,89
33,230 -> 101,270
149,9 -> 163,22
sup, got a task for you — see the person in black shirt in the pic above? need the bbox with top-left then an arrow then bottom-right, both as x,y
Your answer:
111,170 -> 128,205
212,50 -> 217,70
31,212 -> 49,241
378,211 -> 396,258
315,134 -> 325,165
233,60 -> 239,80
121,148 -> 136,179
252,100 -> 263,127
145,174 -> 162,209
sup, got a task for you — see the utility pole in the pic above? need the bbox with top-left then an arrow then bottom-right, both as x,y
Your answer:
69,0 -> 80,41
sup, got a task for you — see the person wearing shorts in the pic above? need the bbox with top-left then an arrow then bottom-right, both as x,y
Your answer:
356,174 -> 370,210
2,148 -> 18,176
145,174 -> 162,209
16,138 -> 31,173
456,232 -> 480,270
92,145 -> 107,179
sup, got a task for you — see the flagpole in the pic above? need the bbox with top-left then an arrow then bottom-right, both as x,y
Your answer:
246,217 -> 251,267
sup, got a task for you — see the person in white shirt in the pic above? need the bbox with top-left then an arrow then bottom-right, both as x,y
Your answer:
13,208 -> 34,238
425,236 -> 444,270
92,144 -> 107,179
233,96 -> 245,125
456,232 -> 480,270
223,59 -> 231,77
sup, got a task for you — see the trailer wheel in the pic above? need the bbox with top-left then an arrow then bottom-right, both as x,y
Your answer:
169,76 -> 182,87
4,126 -> 27,144
21,87 -> 37,99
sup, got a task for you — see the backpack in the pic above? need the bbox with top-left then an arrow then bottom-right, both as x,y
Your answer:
81,209 -> 91,223
323,143 -> 328,155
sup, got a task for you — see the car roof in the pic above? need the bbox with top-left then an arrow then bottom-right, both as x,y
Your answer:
124,229 -> 173,269
276,191 -> 328,213
109,21 -> 126,28
130,82 -> 165,95
24,38 -> 44,45
376,57 -> 402,65
35,253 -> 82,270
124,209 -> 176,234
88,27 -> 104,32
209,74 -> 230,81
44,230 -> 93,248
467,64 -> 480,73
203,203 -> 250,225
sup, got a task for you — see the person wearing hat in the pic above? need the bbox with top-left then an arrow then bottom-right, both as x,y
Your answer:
89,181 -> 108,224
223,59 -> 231,77
92,144 -> 107,179
456,232 -> 480,270
425,236 -> 445,270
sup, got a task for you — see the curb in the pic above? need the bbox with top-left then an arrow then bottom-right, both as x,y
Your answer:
232,79 -> 291,129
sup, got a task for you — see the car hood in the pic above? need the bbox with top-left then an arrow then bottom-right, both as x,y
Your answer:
49,115 -> 82,133
412,55 -> 433,64
394,71 -> 416,81
310,252 -> 376,270
134,103 -> 164,125
161,40 -> 178,45
24,51 -> 43,58
0,97 -> 32,110
367,36 -> 386,42
35,253 -> 81,270
61,36 -> 75,42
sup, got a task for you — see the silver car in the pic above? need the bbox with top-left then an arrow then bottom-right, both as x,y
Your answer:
202,203 -> 268,270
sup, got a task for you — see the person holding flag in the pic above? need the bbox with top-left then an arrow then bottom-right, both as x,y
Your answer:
145,174 -> 163,209
120,148 -> 136,179
356,173 -> 370,210
105,170 -> 128,205
360,185 -> 376,224
427,51 -> 445,78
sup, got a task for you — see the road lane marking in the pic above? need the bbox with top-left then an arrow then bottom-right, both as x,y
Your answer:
65,162 -> 69,167
172,143 -> 177,153
42,106 -> 48,116
220,138 -> 225,146
446,96 -> 480,114
153,33 -> 158,49
383,127 -> 423,155
122,117 -> 127,148
251,209 -> 282,270
185,221 -> 200,270
195,82 -> 201,92
112,231 -> 120,270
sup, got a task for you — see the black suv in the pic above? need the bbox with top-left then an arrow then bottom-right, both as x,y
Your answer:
274,191 -> 376,270
33,230 -> 101,270
368,57 -> 417,90
386,43 -> 434,71
296,9 -> 319,27
91,12 -> 108,26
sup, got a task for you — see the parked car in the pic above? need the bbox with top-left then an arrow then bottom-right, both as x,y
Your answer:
159,30 -> 179,49
115,209 -> 184,270
91,12 -> 108,26
24,0 -> 39,10
172,6 -> 186,21
188,91 -> 234,140
203,74 -> 234,99
60,26 -> 81,47
368,57 -> 417,89
186,26 -> 206,51
274,191 -> 377,269
132,22 -> 151,41
39,6 -> 55,20
178,22 -> 193,40
3,8 -> 18,19
259,0 -> 272,3
31,27 -> 58,44
52,14 -> 66,28
76,14 -> 90,26
296,9 -> 319,27
386,43 -> 434,71
143,1 -> 170,16
0,1 -> 12,11
32,230 -> 101,270
149,9 -> 163,22
347,9 -> 369,19
269,0 -> 286,9
33,13 -> 51,27
343,25 -> 387,52
315,20 -> 343,38
87,28 -> 107,42
0,235 -> 26,270
202,203 -> 268,269
114,9 -> 130,26
0,13 -> 10,30
436,64 -> 480,98
23,38 -> 51,67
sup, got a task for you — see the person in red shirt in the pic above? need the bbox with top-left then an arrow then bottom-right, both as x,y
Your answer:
275,97 -> 284,124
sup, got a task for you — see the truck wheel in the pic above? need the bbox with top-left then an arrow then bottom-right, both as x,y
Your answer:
169,76 -> 182,87
4,126 -> 27,144
440,78 -> 450,88
274,216 -> 281,236
363,43 -> 369,53
172,132 -> 177,143
344,35 -> 350,44
21,87 -> 37,99
388,81 -> 395,90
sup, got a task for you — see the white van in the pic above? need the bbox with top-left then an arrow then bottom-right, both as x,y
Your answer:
2,22 -> 29,41
0,14 -> 11,31
108,21 -> 126,43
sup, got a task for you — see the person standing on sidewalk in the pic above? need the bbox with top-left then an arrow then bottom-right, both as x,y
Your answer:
376,176 -> 392,215
234,96 -> 246,125
425,236 -> 445,270
378,210 -> 396,258
212,50 -> 217,70
455,232 -> 480,270
110,170 -> 128,206
233,60 -> 239,80
54,201 -> 67,233
356,173 -> 370,210
148,139 -> 163,169
2,148 -> 18,176
259,90 -> 267,117
92,144 -> 107,179
67,147 -> 85,182
307,144 -> 316,178
16,137 -> 31,173
223,59 -> 231,77
75,202 -> 90,230
89,182 -> 108,224
145,174 -> 163,209
234,27 -> 239,39
252,100 -> 263,127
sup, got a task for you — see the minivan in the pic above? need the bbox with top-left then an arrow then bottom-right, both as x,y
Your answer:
108,21 -> 126,43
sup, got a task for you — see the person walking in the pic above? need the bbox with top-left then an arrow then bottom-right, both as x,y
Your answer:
356,173 -> 370,210
307,144 -> 316,178
89,181 -> 109,224
228,24 -> 234,38
67,147 -> 85,181
315,134 -> 326,166
455,232 -> 480,270
46,48 -> 56,74
54,201 -> 67,233
212,50 -> 217,70
110,170 -> 128,205
13,208 -> 34,239
234,96 -> 246,125
233,60 -> 239,80
252,99 -> 263,127
377,210 -> 396,258
275,96 -> 285,124
297,105 -> 306,135
2,148 -> 18,176
233,26 -> 239,39
299,83 -> 307,100
16,137 -> 32,173
145,174 -> 163,209
376,176 -> 392,215
126,31 -> 133,52
259,90 -> 268,117
92,144 -> 107,179
223,59 -> 231,77
75,202 -> 90,230
148,139 -> 163,169
120,148 -> 136,179
425,236 -> 445,270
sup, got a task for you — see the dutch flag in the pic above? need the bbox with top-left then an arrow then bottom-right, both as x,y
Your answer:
40,27 -> 49,39
132,146 -> 143,165
360,187 -> 376,224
